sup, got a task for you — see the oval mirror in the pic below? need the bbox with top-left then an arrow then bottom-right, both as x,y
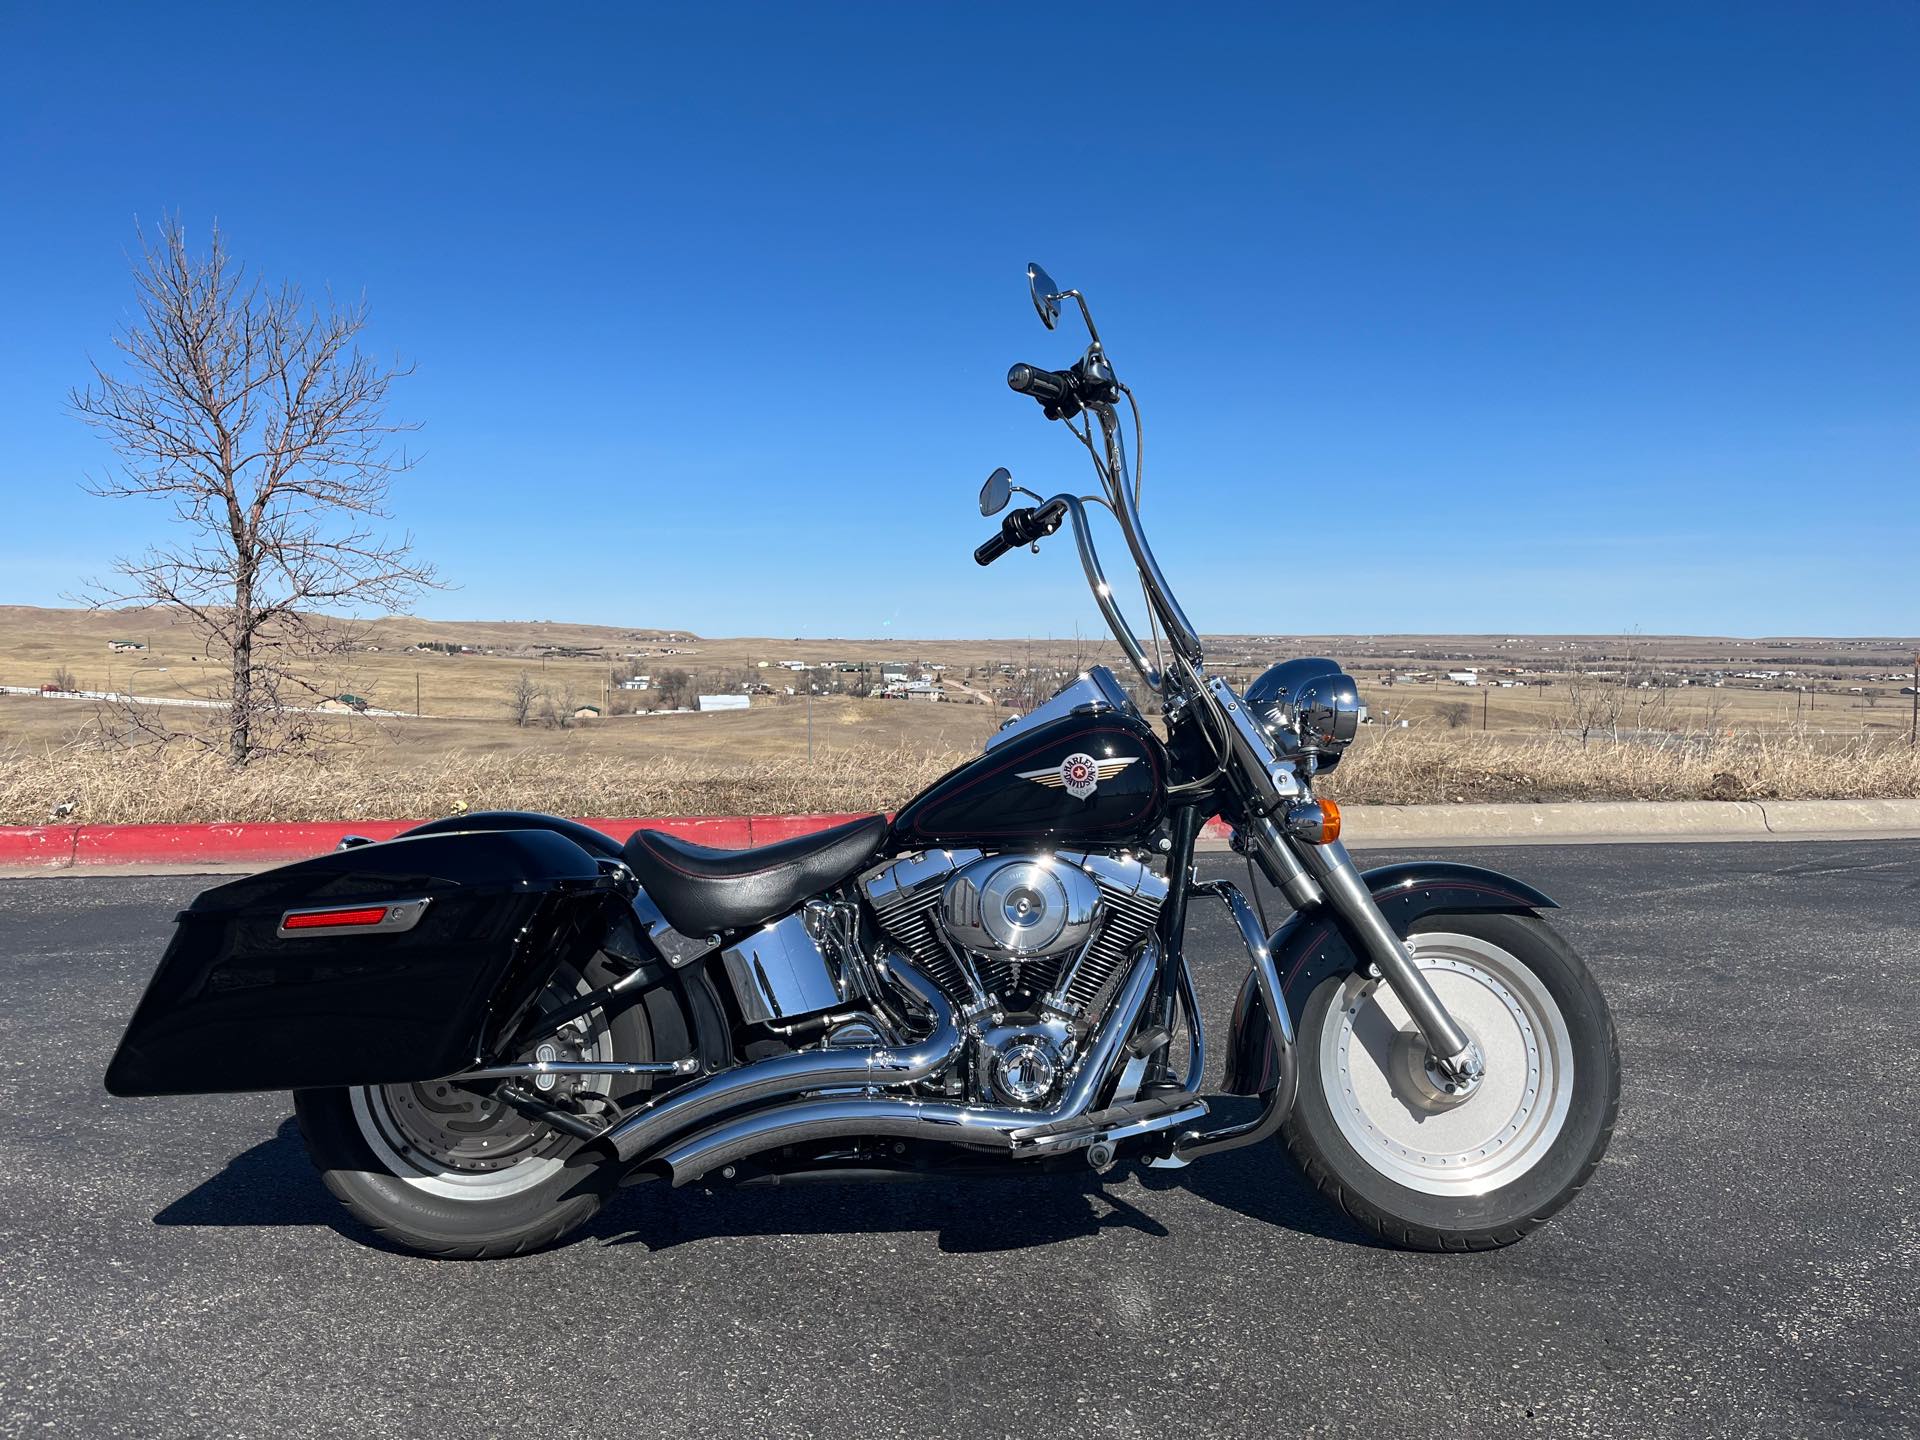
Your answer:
1028,263 -> 1061,331
979,466 -> 1013,516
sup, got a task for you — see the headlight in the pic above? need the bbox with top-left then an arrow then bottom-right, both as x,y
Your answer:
1245,657 -> 1365,771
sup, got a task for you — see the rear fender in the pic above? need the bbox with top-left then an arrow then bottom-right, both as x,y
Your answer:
401,811 -> 733,1076
1221,861 -> 1557,1095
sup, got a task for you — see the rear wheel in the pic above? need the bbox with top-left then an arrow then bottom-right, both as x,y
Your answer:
1281,912 -> 1619,1251
295,960 -> 661,1259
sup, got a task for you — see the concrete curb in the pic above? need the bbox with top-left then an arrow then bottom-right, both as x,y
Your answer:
2,800 -> 1918,875
1284,798 -> 1920,849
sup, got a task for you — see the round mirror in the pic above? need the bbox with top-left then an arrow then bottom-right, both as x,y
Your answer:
1028,263 -> 1061,331
979,466 -> 1013,516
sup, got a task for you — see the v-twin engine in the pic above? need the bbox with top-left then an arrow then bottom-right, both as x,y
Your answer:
862,847 -> 1168,1040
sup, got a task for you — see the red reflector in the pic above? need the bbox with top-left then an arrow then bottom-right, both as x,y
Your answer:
281,906 -> 389,931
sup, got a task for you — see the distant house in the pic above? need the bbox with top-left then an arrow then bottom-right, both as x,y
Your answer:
1446,670 -> 1479,686
106,640 -> 146,653
698,694 -> 750,712
572,705 -> 602,720
318,693 -> 369,713
619,676 -> 651,691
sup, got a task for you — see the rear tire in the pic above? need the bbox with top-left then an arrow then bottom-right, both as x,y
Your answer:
1280,912 -> 1619,1251
295,959 -> 672,1259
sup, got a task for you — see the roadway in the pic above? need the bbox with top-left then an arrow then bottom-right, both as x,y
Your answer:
0,840 -> 1914,1438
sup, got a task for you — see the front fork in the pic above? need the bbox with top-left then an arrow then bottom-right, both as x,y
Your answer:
1245,821 -> 1483,1084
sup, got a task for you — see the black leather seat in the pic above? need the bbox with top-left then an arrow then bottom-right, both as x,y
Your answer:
622,815 -> 890,936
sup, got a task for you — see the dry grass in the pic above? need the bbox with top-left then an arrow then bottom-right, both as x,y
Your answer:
0,738 -> 972,826
4,722 -> 1919,826
1320,726 -> 1920,805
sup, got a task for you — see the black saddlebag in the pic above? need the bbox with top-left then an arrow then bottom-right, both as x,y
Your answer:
104,827 -> 622,1096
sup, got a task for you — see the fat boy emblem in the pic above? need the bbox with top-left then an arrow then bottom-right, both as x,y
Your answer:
1018,752 -> 1139,800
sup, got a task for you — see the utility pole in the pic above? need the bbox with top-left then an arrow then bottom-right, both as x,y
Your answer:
1910,653 -> 1917,748
807,688 -> 814,766
1482,686 -> 1489,731
415,673 -> 421,717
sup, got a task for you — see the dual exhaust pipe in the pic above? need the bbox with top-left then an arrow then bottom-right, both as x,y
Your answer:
599,879 -> 1296,1185
602,948 -> 1160,1184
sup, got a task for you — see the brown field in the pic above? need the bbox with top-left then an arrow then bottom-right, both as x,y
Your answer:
1,605 -> 1916,824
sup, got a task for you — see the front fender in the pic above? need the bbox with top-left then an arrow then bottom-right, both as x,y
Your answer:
1221,861 -> 1557,1095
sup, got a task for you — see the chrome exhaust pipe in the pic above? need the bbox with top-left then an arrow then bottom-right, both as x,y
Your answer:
650,947 -> 1159,1185
603,957 -> 962,1164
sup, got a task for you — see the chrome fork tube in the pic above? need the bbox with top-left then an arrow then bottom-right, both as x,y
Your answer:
1293,839 -> 1478,1071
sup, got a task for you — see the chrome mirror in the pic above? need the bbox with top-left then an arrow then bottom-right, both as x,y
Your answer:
1028,263 -> 1061,330
979,466 -> 1013,516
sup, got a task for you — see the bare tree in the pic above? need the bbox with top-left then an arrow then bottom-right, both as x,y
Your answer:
509,670 -> 539,727
71,217 -> 439,765
48,666 -> 78,694
1561,673 -> 1622,748
538,680 -> 579,729
654,667 -> 693,711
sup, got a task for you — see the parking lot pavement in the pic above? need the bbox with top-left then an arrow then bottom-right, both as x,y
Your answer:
1,840 -> 1916,1439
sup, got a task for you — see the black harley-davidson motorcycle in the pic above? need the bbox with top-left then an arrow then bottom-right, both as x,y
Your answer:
106,265 -> 1620,1258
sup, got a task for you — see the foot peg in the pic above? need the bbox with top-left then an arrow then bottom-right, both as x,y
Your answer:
1009,1093 -> 1209,1157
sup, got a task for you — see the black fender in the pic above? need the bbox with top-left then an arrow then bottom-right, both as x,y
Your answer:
402,811 -> 731,1074
1221,861 -> 1557,1095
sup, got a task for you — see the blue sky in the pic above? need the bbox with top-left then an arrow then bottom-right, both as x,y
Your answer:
1,3 -> 1915,639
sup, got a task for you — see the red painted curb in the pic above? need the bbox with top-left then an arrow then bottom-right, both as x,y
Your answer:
2,812 -> 1235,871
0,825 -> 77,869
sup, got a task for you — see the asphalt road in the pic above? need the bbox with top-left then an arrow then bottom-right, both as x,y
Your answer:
2,841 -> 1916,1439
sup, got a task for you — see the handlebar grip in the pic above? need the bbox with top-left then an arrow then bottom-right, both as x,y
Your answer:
975,499 -> 1069,566
974,530 -> 1016,567
1007,364 -> 1071,404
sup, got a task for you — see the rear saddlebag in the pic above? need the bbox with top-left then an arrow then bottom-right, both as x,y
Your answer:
104,828 -> 621,1096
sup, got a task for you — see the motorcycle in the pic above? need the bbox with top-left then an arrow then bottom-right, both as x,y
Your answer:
106,265 -> 1620,1259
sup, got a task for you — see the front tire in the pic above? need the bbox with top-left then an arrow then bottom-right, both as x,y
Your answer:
294,960 -> 663,1259
1281,912 -> 1619,1251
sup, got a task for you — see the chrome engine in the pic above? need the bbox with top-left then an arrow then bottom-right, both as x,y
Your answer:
863,849 -> 1168,1107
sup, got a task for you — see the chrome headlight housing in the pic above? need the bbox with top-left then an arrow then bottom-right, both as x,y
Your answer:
1245,657 -> 1365,772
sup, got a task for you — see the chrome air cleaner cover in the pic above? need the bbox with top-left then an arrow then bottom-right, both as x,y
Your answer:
938,853 -> 1100,958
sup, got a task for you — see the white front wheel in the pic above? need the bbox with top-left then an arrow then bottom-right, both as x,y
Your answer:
1283,912 -> 1619,1250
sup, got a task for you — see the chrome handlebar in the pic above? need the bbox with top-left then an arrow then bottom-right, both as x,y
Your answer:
1004,306 -> 1306,823
1090,403 -> 1203,663
1037,492 -> 1161,689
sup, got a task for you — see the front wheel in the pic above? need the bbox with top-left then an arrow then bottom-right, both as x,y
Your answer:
1281,912 -> 1619,1251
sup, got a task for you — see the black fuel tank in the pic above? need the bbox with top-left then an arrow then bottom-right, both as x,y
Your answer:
891,709 -> 1167,848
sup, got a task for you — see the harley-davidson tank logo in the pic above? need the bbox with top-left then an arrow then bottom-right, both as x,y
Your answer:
1018,752 -> 1139,800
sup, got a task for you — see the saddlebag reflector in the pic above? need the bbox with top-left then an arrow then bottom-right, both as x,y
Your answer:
277,898 -> 430,937
104,828 -> 618,1097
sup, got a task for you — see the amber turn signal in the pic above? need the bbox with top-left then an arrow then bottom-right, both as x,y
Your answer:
1283,799 -> 1342,845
